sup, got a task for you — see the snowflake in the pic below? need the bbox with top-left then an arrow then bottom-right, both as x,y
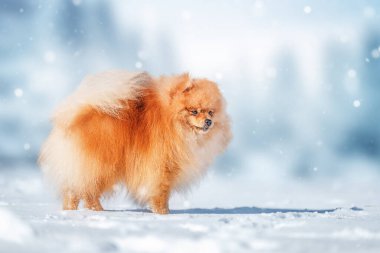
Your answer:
371,49 -> 380,59
72,0 -> 82,6
14,88 -> 23,98
347,69 -> 356,78
304,6 -> 312,14
23,143 -> 31,151
135,61 -> 143,69
353,100 -> 361,108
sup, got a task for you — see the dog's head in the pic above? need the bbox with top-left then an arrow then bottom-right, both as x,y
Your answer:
162,73 -> 226,135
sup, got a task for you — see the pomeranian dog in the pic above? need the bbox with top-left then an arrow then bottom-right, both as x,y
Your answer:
39,70 -> 231,214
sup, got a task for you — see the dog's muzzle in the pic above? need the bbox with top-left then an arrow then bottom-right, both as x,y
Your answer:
203,119 -> 213,131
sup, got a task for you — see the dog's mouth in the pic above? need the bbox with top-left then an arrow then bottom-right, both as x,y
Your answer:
192,124 -> 211,133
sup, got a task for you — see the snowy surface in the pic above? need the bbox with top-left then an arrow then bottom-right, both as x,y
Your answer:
1,1 -> 380,252
1,167 -> 380,253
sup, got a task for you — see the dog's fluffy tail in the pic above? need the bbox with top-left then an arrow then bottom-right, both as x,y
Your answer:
53,70 -> 151,127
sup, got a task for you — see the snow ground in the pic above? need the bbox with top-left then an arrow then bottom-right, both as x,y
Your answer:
1,167 -> 380,253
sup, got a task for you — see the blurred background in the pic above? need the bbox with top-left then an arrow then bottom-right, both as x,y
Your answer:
1,0 -> 380,207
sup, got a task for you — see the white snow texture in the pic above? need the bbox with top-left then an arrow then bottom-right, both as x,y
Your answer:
0,168 -> 380,253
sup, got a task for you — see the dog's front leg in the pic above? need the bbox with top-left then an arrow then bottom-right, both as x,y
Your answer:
150,164 -> 177,214
150,187 -> 170,215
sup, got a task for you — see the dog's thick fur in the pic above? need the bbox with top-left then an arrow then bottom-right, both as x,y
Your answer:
39,70 -> 231,214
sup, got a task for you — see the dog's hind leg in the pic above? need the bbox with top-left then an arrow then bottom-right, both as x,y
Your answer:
63,190 -> 80,210
83,192 -> 104,211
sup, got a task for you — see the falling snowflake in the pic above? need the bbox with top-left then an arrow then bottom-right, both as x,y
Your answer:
135,61 -> 143,69
371,49 -> 380,59
347,69 -> 356,78
251,0 -> 265,17
72,0 -> 82,6
23,143 -> 31,151
14,88 -> 23,98
304,6 -> 312,14
353,100 -> 361,108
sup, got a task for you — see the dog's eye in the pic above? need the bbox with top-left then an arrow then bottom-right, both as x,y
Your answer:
208,111 -> 214,117
191,110 -> 198,115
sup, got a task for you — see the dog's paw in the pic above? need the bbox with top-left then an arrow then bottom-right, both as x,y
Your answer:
86,205 -> 104,211
151,207 -> 169,215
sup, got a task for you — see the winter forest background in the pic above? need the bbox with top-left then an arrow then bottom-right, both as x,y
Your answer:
1,0 -> 380,207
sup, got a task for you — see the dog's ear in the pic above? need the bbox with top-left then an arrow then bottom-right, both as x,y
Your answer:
180,73 -> 193,93
170,73 -> 193,98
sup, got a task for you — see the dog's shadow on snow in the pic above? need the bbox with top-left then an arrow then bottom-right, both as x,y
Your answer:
108,206 -> 362,214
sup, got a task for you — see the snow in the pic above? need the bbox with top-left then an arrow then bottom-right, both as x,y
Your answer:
371,49 -> 380,59
304,6 -> 312,14
23,143 -> 31,151
353,100 -> 361,108
14,88 -> 23,98
347,69 -> 357,78
135,61 -> 143,69
1,168 -> 380,253
1,1 -> 380,252
0,208 -> 33,244
72,0 -> 82,6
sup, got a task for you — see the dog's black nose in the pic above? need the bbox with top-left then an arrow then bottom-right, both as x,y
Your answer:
205,119 -> 212,126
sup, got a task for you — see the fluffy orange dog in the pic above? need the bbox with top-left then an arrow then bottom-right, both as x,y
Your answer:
39,70 -> 231,214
